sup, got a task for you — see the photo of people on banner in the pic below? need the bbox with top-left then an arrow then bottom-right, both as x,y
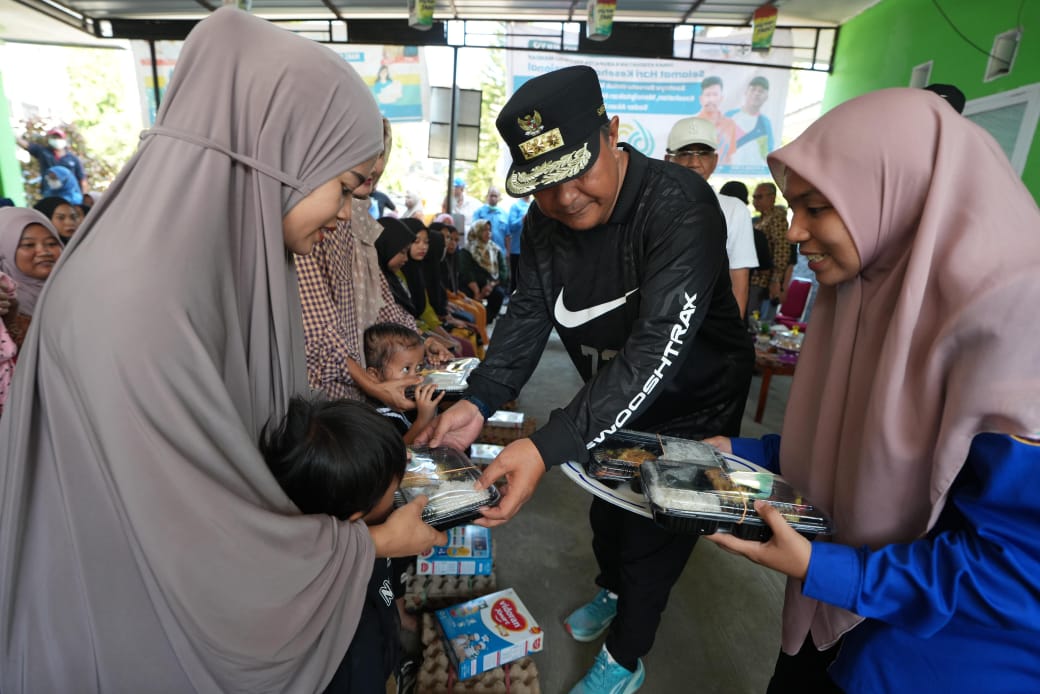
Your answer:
337,45 -> 425,123
507,50 -> 789,176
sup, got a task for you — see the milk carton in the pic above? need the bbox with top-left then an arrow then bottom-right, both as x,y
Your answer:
469,443 -> 504,467
435,588 -> 543,679
417,525 -> 493,576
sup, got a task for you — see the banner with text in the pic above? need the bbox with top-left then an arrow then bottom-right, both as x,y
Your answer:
131,40 -> 426,126
505,30 -> 790,176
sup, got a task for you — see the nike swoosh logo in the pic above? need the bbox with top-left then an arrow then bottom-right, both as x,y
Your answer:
554,287 -> 639,329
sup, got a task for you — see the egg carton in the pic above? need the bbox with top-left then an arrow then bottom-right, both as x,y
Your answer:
403,564 -> 499,613
478,418 -> 537,446
418,614 -> 541,694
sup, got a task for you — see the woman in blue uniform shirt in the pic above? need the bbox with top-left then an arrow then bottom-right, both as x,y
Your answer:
706,88 -> 1040,693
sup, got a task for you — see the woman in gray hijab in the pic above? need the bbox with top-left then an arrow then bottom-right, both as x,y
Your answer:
0,8 -> 444,694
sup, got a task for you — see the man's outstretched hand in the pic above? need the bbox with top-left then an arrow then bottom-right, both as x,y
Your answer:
472,438 -> 546,528
413,399 -> 485,451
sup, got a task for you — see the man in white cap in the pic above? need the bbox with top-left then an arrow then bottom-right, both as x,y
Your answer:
665,116 -> 758,318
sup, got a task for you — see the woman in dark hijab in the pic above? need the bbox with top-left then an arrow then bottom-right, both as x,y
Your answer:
408,217 -> 448,317
375,216 -> 417,316
430,220 -> 459,293
398,217 -> 431,318
0,9 -> 443,694
406,219 -> 478,357
33,195 -> 81,243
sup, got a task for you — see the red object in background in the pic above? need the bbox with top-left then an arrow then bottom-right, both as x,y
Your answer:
775,278 -> 811,331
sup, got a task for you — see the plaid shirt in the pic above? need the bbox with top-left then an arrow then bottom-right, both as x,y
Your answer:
296,221 -> 362,400
751,205 -> 790,288
296,219 -> 418,401
378,275 -> 419,329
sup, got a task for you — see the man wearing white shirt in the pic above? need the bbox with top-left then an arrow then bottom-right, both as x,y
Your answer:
665,116 -> 758,317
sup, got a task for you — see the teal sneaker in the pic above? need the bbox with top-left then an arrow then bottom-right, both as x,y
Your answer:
564,588 -> 618,642
568,645 -> 645,694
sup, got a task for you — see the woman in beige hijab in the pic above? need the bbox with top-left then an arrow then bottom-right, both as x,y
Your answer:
0,8 -> 443,694
459,218 -> 508,325
706,89 -> 1040,693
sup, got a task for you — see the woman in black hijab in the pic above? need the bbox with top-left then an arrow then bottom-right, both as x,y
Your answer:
375,217 -> 417,316
410,218 -> 450,318
398,218 -> 477,357
33,196 -> 81,244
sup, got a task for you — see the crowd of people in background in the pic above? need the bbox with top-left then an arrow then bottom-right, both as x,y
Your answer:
0,104 -> 806,468
0,69 -> 802,428
0,105 -> 546,420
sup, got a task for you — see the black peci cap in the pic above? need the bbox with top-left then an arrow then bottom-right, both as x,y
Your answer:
923,83 -> 966,114
496,65 -> 609,197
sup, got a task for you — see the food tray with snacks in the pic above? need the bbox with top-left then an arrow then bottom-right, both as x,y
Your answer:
770,330 -> 804,354
424,357 -> 480,389
405,357 -> 482,399
586,430 -> 728,483
399,447 -> 501,530
640,459 -> 832,540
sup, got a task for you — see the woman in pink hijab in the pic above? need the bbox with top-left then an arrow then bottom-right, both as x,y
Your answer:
706,88 -> 1040,692
0,8 -> 444,694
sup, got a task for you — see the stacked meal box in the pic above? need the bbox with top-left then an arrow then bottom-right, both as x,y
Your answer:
641,460 -> 831,540
407,357 -> 481,401
583,429 -> 832,540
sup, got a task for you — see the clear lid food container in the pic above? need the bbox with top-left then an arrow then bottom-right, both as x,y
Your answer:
640,459 -> 832,540
587,430 -> 727,482
399,446 -> 500,530
770,330 -> 804,353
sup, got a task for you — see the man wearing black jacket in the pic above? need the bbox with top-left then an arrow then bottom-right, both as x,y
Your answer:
418,66 -> 753,693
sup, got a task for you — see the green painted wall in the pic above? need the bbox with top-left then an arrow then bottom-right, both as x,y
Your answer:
824,0 -> 1040,198
0,67 -> 27,206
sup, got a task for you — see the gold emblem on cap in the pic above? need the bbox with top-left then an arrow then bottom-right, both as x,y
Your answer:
518,111 -> 544,137
519,127 -> 564,161
596,104 -> 606,116
508,142 -> 592,196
